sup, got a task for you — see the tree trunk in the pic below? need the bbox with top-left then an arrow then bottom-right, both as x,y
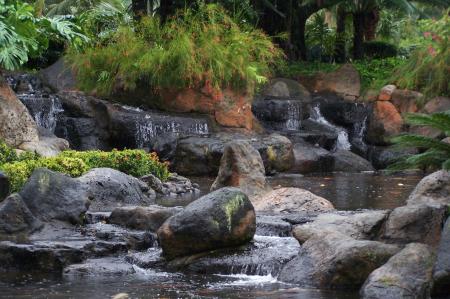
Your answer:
294,15 -> 308,61
334,5 -> 346,63
352,12 -> 365,60
364,9 -> 380,41
131,0 -> 147,17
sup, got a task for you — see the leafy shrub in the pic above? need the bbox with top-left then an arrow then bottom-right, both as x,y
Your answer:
362,41 -> 398,59
353,58 -> 406,92
389,111 -> 450,171
69,3 -> 283,96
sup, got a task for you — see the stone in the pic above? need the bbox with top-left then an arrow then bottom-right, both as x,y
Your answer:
378,85 -> 397,101
293,210 -> 388,244
211,141 -> 270,198
85,212 -> 111,224
256,215 -> 292,237
422,96 -> 450,114
366,101 -> 403,145
252,96 -> 303,131
157,187 -> 256,260
0,76 -> 39,147
18,135 -> 70,157
381,204 -> 446,246
332,150 -> 374,172
407,170 -> 450,206
360,243 -> 434,299
289,142 -> 334,174
63,258 -> 135,278
432,217 -> 450,296
19,168 -> 90,225
78,168 -> 156,212
0,194 -> 43,240
252,187 -> 334,214
108,205 -> 183,232
0,171 -> 9,201
279,232 -> 400,289
39,57 -> 77,92
140,174 -> 164,193
262,78 -> 311,99
367,145 -> 418,169
390,89 -> 422,114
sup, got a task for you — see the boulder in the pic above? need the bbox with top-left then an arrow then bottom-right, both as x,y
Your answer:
378,85 -> 396,101
279,232 -> 400,289
211,141 -> 269,198
407,170 -> 450,206
366,101 -> 403,145
432,217 -> 450,296
63,257 -> 136,278
0,76 -> 39,147
157,188 -> 256,260
367,145 -> 418,169
252,97 -> 303,131
390,89 -> 421,114
78,168 -> 156,212
252,187 -> 334,214
18,135 -> 70,157
332,150 -> 374,172
360,243 -> 434,299
19,168 -> 90,225
381,204 -> 446,246
293,210 -> 388,244
0,194 -> 43,240
108,205 -> 183,232
256,215 -> 292,237
261,78 -> 311,99
0,172 -> 9,201
422,96 -> 450,114
39,57 -> 77,92
289,142 -> 334,174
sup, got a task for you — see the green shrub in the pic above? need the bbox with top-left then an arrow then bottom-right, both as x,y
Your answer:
362,41 -> 398,59
69,3 -> 283,96
0,139 -> 18,165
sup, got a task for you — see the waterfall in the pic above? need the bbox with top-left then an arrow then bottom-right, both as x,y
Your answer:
310,105 -> 352,151
284,100 -> 301,131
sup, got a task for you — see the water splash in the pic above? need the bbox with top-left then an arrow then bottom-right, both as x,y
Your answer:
284,100 -> 301,131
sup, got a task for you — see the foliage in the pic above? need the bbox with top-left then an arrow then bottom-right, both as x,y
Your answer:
353,57 -> 406,91
68,3 -> 283,96
305,11 -> 337,60
0,140 -> 169,192
0,0 -> 88,70
276,61 -> 340,78
362,41 -> 398,58
389,111 -> 450,171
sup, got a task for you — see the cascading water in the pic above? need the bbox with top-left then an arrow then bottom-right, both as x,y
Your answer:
284,100 -> 301,131
309,104 -> 352,151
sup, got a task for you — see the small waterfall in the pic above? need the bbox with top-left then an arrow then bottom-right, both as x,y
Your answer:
310,105 -> 352,151
284,100 -> 301,131
350,116 -> 369,154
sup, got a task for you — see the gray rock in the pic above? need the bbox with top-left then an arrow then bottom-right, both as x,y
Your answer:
0,194 -> 43,240
361,243 -> 435,299
0,171 -> 9,201
381,204 -> 446,246
19,168 -> 90,225
432,217 -> 450,296
157,187 -> 256,260
332,150 -> 374,172
85,211 -> 111,224
79,168 -> 156,212
262,78 -> 311,99
18,135 -> 69,157
289,142 -> 334,174
140,174 -> 164,193
407,170 -> 450,206
63,257 -> 135,278
256,215 -> 292,237
293,210 -> 388,244
108,205 -> 183,232
279,232 -> 400,289
125,248 -> 164,269
211,141 -> 270,198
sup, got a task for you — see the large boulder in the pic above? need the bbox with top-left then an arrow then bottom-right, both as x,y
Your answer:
390,89 -> 421,114
39,57 -> 77,92
211,141 -> 270,198
0,194 -> 43,240
360,243 -> 435,299
422,96 -> 450,114
366,101 -> 403,145
432,217 -> 450,296
407,170 -> 450,206
0,172 -> 9,201
252,187 -> 334,214
78,168 -> 156,212
332,150 -> 374,172
278,232 -> 400,289
289,142 -> 334,174
252,97 -> 303,131
0,76 -> 39,147
157,188 -> 256,260
262,78 -> 311,99
381,204 -> 446,247
293,210 -> 388,244
108,205 -> 183,232
18,135 -> 70,157
19,168 -> 90,225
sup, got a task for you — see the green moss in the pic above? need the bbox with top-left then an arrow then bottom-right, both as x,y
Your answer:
266,146 -> 277,163
223,194 -> 246,230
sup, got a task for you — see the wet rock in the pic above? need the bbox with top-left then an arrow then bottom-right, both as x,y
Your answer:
378,85 -> 396,101
140,174 -> 164,193
360,243 -> 434,299
366,101 -> 403,145
293,210 -> 388,244
332,150 -> 374,172
279,232 -> 400,289
317,100 -> 368,127
39,57 -> 77,92
283,126 -> 338,151
0,241 -> 85,272
390,89 -> 421,114
252,187 -> 334,214
109,205 -> 183,232
63,257 -> 135,278
0,172 -> 9,201
367,145 -> 417,170
170,235 -> 300,276
211,141 -> 270,198
252,97 -> 303,131
79,168 -> 155,212
432,217 -> 450,296
85,212 -> 111,224
19,168 -> 90,225
125,248 -> 164,269
289,142 -> 334,174
256,215 -> 292,237
0,76 -> 39,147
19,135 -> 69,157
157,188 -> 256,260
262,78 -> 311,99
0,194 -> 43,240
161,174 -> 200,196
407,170 -> 450,206
381,204 -> 446,247
151,132 -> 179,161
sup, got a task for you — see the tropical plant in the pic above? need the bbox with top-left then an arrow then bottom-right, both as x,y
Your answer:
389,111 -> 450,171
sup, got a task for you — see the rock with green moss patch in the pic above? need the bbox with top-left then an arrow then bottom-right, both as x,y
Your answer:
157,187 -> 256,260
